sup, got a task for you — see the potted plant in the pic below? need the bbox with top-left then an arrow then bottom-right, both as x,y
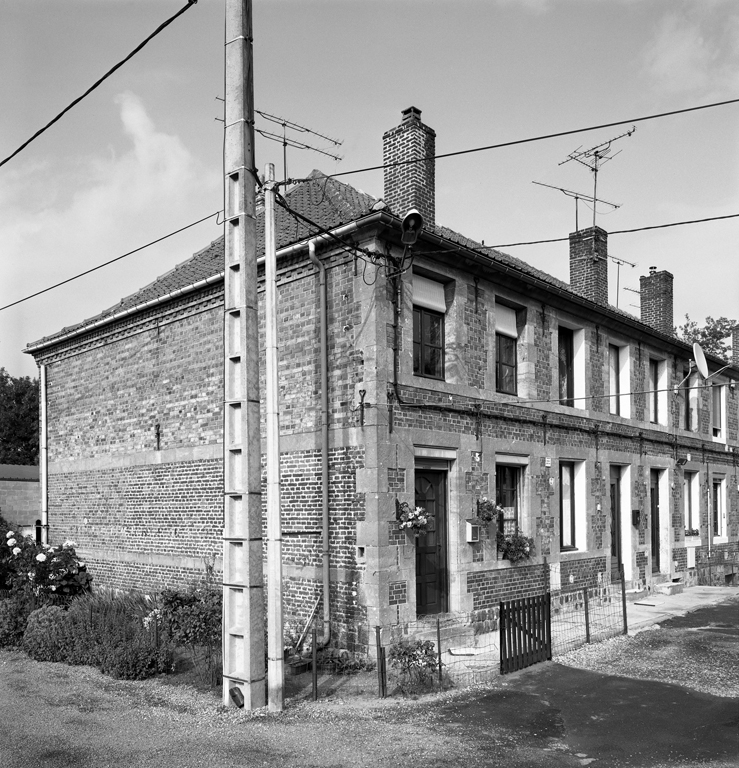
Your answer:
498,530 -> 535,563
395,500 -> 429,538
476,497 -> 504,525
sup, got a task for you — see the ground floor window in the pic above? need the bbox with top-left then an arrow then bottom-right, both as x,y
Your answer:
496,464 -> 521,536
712,478 -> 726,538
683,471 -> 699,535
559,462 -> 576,550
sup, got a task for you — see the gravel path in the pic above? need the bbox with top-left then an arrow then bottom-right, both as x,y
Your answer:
1,594 -> 737,767
556,594 -> 739,698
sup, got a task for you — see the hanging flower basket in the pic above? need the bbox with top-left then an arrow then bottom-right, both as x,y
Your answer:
498,531 -> 535,563
476,497 -> 504,525
395,500 -> 429,537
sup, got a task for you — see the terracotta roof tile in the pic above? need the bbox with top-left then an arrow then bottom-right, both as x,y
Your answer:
32,172 -> 377,346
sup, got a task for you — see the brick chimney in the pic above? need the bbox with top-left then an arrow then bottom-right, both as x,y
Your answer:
640,266 -> 674,335
569,227 -> 608,305
732,324 -> 739,367
383,106 -> 435,227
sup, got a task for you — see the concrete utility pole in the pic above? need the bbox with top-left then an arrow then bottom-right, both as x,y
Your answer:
264,163 -> 284,711
222,0 -> 265,709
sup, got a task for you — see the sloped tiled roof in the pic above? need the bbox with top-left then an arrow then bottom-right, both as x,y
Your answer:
429,223 -> 573,294
27,169 -> 690,353
29,172 -> 378,348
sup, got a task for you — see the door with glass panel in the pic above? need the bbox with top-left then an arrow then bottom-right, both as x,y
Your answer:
610,466 -> 622,581
414,470 -> 448,615
650,469 -> 660,573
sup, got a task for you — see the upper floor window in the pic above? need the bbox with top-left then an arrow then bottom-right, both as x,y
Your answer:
711,384 -> 725,441
495,304 -> 518,395
609,345 -> 621,416
649,359 -> 659,423
412,275 -> 446,380
558,327 -> 574,406
648,358 -> 667,426
684,371 -> 699,431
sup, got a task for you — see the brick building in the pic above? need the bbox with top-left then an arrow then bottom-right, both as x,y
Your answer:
26,107 -> 739,653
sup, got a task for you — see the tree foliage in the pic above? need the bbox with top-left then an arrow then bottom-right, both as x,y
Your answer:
675,315 -> 736,360
0,368 -> 39,465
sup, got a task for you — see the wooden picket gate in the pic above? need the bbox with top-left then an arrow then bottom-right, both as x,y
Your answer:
499,593 -> 552,674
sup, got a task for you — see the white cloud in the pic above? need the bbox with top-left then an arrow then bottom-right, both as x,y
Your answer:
0,92 -> 220,377
643,7 -> 739,97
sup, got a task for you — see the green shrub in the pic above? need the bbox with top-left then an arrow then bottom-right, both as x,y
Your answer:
22,605 -> 71,662
98,637 -> 173,680
65,590 -> 174,677
159,582 -> 221,686
0,592 -> 35,647
387,638 -> 440,694
0,527 -> 92,601
316,647 -> 374,676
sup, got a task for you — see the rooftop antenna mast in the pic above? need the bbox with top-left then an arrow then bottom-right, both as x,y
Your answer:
609,253 -> 637,308
559,126 -> 636,230
532,181 -> 620,232
255,110 -> 342,183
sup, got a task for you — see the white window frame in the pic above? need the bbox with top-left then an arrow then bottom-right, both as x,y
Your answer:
495,303 -> 519,396
711,384 -> 726,443
683,471 -> 700,539
559,459 -> 586,551
608,343 -> 630,418
686,372 -> 700,432
648,358 -> 668,426
712,476 -> 727,541
557,324 -> 585,409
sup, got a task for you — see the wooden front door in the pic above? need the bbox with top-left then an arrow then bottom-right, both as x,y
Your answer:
610,466 -> 622,580
414,470 -> 448,615
650,469 -> 660,573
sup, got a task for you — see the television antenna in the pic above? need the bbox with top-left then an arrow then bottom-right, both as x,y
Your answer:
255,110 -> 342,183
607,253 -> 637,308
532,181 -> 620,232
559,126 -> 636,230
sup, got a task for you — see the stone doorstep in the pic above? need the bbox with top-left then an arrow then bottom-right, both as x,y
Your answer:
447,631 -> 497,657
653,579 -> 684,596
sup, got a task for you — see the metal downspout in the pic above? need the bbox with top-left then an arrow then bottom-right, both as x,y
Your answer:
39,364 -> 48,545
307,240 -> 330,645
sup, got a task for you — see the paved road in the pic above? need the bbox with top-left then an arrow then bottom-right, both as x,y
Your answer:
438,662 -> 738,767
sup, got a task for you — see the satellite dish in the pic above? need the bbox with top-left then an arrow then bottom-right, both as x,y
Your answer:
693,342 -> 709,379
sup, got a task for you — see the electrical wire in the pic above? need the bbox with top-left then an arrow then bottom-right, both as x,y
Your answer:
274,193 -> 380,265
486,212 -> 739,249
0,211 -> 219,312
0,1 -> 198,170
301,97 -> 739,181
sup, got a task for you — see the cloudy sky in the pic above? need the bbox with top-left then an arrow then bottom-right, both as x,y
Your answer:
1,0 -> 737,378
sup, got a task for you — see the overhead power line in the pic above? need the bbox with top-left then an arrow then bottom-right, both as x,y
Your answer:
0,211 -> 219,312
0,1 -> 198,170
320,97 -> 739,180
486,212 -> 739,249
3,208 -> 736,313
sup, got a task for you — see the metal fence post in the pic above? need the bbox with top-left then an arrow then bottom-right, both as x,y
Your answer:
620,564 -> 628,635
436,617 -> 443,687
583,587 -> 591,644
312,625 -> 318,701
375,626 -> 383,698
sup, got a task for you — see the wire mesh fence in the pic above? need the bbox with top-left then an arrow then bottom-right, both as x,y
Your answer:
374,615 -> 500,692
551,582 -> 627,656
284,581 -> 628,701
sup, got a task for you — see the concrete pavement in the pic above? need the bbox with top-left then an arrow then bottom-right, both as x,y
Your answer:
625,584 -> 738,633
